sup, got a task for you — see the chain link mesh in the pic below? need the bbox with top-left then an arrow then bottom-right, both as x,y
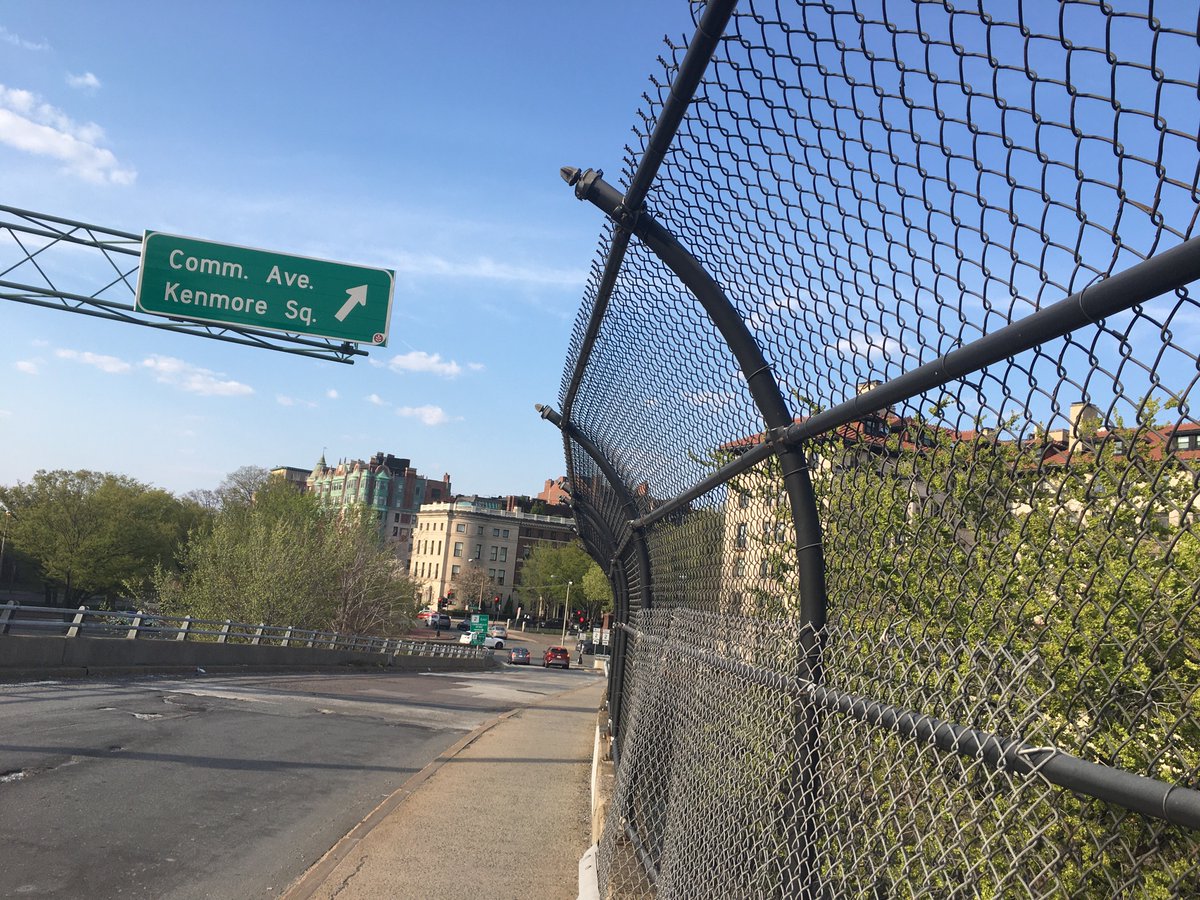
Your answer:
561,1 -> 1200,896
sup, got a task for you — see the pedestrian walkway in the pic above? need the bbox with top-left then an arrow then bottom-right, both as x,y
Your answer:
284,675 -> 605,900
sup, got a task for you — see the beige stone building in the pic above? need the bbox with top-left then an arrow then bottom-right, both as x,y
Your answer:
411,498 -> 575,611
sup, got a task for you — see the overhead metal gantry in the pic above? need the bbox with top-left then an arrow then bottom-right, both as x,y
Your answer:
0,204 -> 369,364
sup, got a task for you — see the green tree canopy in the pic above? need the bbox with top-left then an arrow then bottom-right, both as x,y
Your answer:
0,469 -> 203,606
581,562 -> 614,615
515,540 -> 595,610
155,478 -> 418,634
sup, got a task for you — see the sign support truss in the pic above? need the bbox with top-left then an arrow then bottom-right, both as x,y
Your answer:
0,205 -> 369,364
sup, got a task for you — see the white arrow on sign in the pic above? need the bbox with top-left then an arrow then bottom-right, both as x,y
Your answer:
335,285 -> 368,322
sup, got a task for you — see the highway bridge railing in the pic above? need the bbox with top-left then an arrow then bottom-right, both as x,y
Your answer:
0,602 -> 491,673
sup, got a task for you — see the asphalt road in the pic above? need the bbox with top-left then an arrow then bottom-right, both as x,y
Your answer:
0,643 -> 601,899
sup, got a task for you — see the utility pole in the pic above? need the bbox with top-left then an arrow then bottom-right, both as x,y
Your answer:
560,580 -> 573,645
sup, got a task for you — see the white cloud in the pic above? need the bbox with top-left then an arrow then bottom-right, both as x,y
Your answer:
15,360 -> 39,375
467,362 -> 485,372
55,348 -> 131,374
0,27 -> 48,51
832,333 -> 902,361
0,83 -> 135,185
388,350 -> 464,378
683,390 -> 735,409
393,252 -> 585,287
326,389 -> 339,399
142,355 -> 253,397
66,72 -> 101,91
276,394 -> 316,408
366,393 -> 386,406
397,404 -> 451,426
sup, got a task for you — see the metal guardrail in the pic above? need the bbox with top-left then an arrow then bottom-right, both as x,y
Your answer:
0,602 -> 491,661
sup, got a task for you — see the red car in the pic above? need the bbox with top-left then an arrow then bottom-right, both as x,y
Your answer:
543,646 -> 570,669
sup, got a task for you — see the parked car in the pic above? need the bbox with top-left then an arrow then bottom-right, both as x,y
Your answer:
456,620 -> 470,631
458,632 -> 505,650
430,613 -> 451,629
488,624 -> 508,639
416,609 -> 436,623
509,647 -> 531,665
543,646 -> 570,669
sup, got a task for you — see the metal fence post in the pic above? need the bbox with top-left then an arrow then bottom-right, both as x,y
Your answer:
126,610 -> 143,640
65,605 -> 86,638
217,620 -> 231,644
0,601 -> 15,635
175,616 -> 191,641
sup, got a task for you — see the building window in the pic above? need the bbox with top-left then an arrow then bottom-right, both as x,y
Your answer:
735,559 -> 745,578
1169,434 -> 1199,452
492,528 -> 500,537
454,542 -> 463,557
456,523 -> 466,533
394,513 -> 400,523
392,527 -> 399,536
759,559 -> 769,578
474,543 -> 482,559
499,547 -> 508,562
502,529 -> 510,538
736,523 -> 747,549
489,568 -> 497,579
497,572 -> 505,586
477,525 -> 484,535
738,492 -> 750,508
490,546 -> 498,561
862,417 -> 890,438
452,565 -> 461,576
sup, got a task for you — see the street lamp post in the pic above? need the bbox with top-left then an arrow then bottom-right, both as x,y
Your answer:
470,557 -> 487,614
560,580 -> 573,644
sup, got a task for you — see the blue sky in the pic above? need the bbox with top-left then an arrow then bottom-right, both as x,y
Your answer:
0,1 -> 692,497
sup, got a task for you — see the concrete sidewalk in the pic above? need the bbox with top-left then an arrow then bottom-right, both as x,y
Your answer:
283,675 -> 606,900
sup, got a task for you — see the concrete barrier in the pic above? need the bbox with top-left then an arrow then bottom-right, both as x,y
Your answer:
0,635 -> 493,679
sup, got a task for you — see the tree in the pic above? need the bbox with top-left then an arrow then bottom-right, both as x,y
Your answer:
0,470 -> 201,606
155,478 -> 417,635
515,541 -> 594,615
581,562 -> 614,618
450,562 -> 494,613
215,465 -> 270,509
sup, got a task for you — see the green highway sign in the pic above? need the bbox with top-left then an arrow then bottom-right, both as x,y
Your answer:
135,231 -> 394,346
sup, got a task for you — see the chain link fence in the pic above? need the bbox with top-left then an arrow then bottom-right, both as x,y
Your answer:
550,1 -> 1200,896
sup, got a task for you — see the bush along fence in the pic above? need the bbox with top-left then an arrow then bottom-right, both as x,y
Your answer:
543,1 -> 1200,897
0,602 -> 490,672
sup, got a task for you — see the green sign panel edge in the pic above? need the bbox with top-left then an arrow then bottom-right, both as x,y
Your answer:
134,230 -> 395,346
